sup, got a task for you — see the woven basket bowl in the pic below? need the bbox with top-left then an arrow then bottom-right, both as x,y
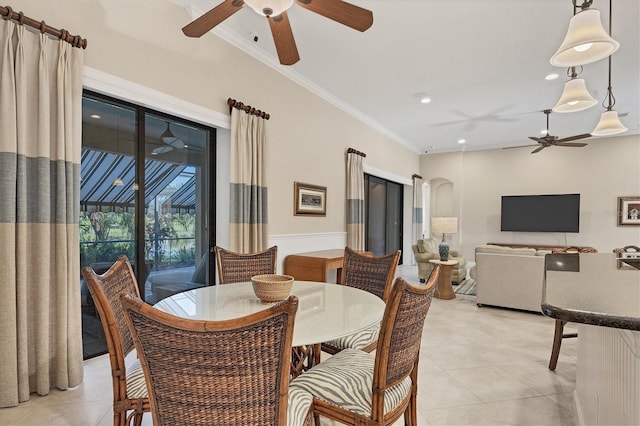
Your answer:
251,274 -> 294,303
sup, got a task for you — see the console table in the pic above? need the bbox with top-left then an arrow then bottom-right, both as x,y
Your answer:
284,249 -> 346,283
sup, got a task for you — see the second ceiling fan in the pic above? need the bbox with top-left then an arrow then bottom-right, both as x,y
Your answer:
527,109 -> 591,154
182,0 -> 374,65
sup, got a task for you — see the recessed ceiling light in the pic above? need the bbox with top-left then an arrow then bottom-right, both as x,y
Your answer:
420,96 -> 431,104
545,73 -> 559,81
458,139 -> 466,144
90,114 -> 101,119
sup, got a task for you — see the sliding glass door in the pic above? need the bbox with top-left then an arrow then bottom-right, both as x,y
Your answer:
364,174 -> 403,263
80,92 -> 216,359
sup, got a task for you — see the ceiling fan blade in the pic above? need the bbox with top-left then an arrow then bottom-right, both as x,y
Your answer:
528,136 -> 546,144
268,12 -> 300,65
182,0 -> 244,37
531,146 -> 546,154
557,133 -> 591,143
556,142 -> 588,147
503,144 -> 537,150
296,0 -> 373,32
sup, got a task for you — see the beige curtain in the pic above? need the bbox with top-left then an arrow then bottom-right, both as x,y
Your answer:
412,174 -> 423,244
0,21 -> 84,407
229,107 -> 268,252
346,150 -> 365,250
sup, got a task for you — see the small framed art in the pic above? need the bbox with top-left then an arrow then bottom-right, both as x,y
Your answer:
618,196 -> 640,226
294,182 -> 326,216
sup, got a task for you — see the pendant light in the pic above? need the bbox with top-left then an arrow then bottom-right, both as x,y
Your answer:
592,0 -> 627,136
552,66 -> 597,113
550,0 -> 619,67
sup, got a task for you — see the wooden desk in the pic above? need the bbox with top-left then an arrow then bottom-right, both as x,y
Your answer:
428,259 -> 458,300
284,249 -> 346,283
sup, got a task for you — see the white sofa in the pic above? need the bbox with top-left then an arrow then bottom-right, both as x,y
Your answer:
475,245 -> 549,313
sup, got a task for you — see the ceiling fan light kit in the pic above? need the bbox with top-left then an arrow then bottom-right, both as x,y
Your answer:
552,77 -> 597,113
550,4 -> 620,67
244,0 -> 294,16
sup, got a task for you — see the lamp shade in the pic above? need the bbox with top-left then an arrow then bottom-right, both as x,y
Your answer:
431,217 -> 458,235
591,110 -> 627,136
550,8 -> 619,67
552,78 -> 597,113
244,0 -> 294,16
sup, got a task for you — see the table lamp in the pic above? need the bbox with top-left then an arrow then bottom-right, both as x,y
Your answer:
431,217 -> 458,261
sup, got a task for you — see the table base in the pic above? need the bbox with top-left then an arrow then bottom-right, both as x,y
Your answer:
291,344 -> 321,378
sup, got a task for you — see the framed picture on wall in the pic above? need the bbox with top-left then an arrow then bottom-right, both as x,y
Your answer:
294,182 -> 326,216
618,196 -> 640,226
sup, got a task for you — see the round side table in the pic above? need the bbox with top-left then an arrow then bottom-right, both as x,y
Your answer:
428,259 -> 458,300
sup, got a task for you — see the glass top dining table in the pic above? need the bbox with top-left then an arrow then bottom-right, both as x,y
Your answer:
153,280 -> 386,348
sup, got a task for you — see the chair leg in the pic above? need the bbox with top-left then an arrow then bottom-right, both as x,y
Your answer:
548,319 -> 565,371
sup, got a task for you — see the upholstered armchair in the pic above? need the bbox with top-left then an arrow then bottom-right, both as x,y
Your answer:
412,237 -> 466,283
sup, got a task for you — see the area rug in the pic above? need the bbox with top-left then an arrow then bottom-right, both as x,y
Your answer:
454,277 -> 476,296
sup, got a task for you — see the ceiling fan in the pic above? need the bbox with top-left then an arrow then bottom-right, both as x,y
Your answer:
181,0 -> 374,65
527,109 -> 591,154
152,123 -> 185,155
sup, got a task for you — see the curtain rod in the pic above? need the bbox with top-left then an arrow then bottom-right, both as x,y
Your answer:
347,148 -> 366,158
412,174 -> 422,180
227,98 -> 270,120
0,6 -> 87,49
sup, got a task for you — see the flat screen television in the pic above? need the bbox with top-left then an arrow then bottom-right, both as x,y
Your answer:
501,194 -> 580,233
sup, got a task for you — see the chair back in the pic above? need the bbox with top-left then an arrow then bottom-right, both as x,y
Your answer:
120,293 -> 298,426
342,247 -> 401,301
215,245 -> 278,284
373,268 -> 438,393
81,256 -> 142,404
552,246 -> 598,254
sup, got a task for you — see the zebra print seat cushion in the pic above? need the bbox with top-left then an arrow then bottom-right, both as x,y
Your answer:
289,348 -> 412,417
125,359 -> 149,399
287,386 -> 313,426
323,323 -> 379,351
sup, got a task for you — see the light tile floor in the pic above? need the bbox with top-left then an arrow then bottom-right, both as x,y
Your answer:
0,264 -> 577,425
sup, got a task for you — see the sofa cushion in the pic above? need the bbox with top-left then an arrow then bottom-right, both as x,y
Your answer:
419,238 -> 438,253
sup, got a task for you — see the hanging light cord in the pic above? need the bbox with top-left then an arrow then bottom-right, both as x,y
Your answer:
572,0 -> 593,11
603,0 -> 616,111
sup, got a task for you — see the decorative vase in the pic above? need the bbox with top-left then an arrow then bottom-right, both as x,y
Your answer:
438,242 -> 450,261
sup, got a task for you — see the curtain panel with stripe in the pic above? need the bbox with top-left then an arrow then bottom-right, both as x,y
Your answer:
229,107 -> 268,252
346,151 -> 365,250
412,175 -> 423,245
0,20 -> 84,407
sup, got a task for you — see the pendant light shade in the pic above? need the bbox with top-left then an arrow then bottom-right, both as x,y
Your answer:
550,8 -> 619,67
552,78 -> 597,113
591,110 -> 627,136
112,177 -> 124,186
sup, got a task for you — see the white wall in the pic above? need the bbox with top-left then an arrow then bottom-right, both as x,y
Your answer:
421,135 -> 640,260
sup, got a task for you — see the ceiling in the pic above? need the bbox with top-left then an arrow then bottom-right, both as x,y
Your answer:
169,0 -> 639,155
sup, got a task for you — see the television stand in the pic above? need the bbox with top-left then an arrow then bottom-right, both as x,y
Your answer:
487,243 -> 593,252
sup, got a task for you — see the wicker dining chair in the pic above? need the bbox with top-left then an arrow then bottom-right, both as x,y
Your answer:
81,255 -> 150,426
289,269 -> 439,426
548,246 -> 598,370
119,293 -> 311,426
321,247 -> 401,355
214,245 -> 278,284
